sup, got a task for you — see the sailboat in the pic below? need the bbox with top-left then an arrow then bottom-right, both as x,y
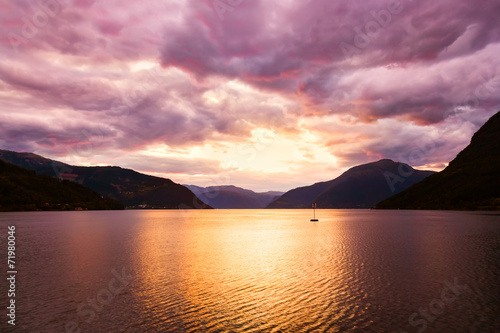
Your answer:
310,203 -> 319,222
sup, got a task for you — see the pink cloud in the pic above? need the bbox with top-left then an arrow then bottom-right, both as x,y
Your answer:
0,0 -> 499,190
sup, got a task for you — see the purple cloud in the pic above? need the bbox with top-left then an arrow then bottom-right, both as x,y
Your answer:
0,0 -> 499,190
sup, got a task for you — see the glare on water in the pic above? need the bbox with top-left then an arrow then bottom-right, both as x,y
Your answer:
1,209 -> 499,332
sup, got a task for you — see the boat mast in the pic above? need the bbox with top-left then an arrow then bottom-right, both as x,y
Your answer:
310,203 -> 318,221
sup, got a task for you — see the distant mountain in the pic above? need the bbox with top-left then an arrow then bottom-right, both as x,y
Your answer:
376,111 -> 500,210
267,159 -> 435,209
0,150 -> 211,209
184,185 -> 283,209
0,159 -> 123,211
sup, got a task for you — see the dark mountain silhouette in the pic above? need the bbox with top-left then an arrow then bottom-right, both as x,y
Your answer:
376,111 -> 500,210
0,159 -> 123,211
184,185 -> 283,209
0,150 -> 211,209
267,159 -> 435,209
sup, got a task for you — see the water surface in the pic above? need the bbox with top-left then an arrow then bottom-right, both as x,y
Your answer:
1,210 -> 499,332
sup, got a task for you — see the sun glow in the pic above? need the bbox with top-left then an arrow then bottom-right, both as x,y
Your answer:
129,60 -> 158,72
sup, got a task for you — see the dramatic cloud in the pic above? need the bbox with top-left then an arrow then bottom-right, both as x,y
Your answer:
0,0 -> 499,191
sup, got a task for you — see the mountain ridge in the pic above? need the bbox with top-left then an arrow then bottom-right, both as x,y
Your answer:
185,184 -> 283,209
267,159 -> 435,209
0,149 -> 212,209
0,159 -> 124,211
375,111 -> 500,210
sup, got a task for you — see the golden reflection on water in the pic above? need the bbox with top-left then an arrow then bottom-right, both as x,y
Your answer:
3,210 -> 499,332
132,211 -> 179,319
132,210 -> 356,331
121,209 -> 500,332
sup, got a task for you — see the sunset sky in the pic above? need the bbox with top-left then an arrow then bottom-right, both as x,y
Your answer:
1,0 -> 499,191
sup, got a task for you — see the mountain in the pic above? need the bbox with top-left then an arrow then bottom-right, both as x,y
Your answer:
376,111 -> 500,210
0,159 -> 124,211
267,159 -> 435,209
184,185 -> 283,209
0,150 -> 211,209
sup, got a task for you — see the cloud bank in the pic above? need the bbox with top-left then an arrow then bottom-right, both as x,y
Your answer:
0,0 -> 499,191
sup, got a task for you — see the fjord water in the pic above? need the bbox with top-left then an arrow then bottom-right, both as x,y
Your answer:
1,210 -> 500,332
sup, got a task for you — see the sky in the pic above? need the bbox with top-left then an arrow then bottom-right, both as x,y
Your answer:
0,0 -> 499,192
